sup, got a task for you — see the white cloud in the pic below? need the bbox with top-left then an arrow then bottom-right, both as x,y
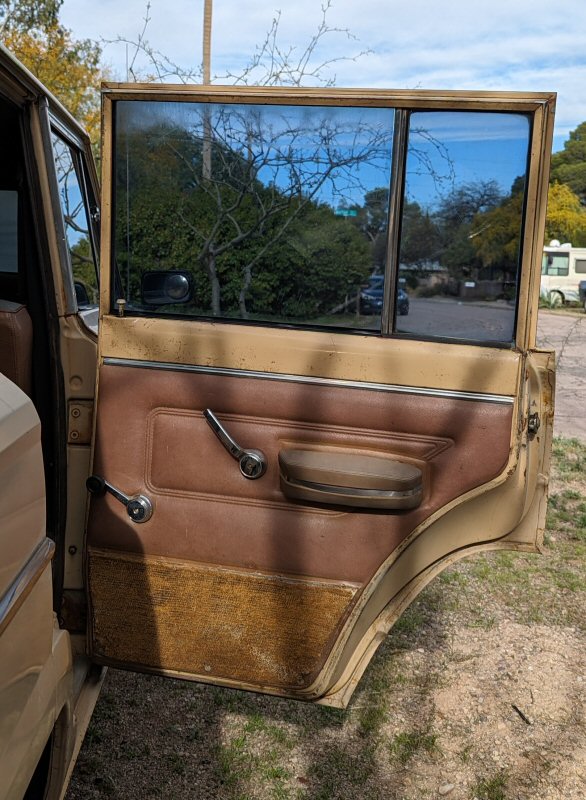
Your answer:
60,0 -> 586,147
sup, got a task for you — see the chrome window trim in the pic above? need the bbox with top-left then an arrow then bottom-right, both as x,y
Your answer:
0,538 -> 55,635
103,357 -> 515,405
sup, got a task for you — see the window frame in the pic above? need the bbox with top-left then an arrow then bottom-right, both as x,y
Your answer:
101,85 -> 556,353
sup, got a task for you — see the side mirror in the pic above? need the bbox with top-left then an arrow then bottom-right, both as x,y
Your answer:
141,271 -> 193,306
74,281 -> 91,307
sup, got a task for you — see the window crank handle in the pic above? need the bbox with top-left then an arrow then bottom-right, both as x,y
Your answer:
203,409 -> 267,479
86,475 -> 154,523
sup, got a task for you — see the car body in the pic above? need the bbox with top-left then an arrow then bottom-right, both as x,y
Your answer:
0,46 -> 556,800
359,276 -> 409,315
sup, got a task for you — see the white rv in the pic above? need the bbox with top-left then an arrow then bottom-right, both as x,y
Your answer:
541,240 -> 586,304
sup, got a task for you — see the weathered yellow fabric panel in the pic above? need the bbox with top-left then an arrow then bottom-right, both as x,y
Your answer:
88,548 -> 357,689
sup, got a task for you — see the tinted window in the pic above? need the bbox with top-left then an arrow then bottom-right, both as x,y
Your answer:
52,133 -> 99,305
114,101 -> 395,330
112,101 -> 533,345
395,111 -> 531,343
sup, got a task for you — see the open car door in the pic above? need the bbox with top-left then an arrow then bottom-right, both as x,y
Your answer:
86,86 -> 555,707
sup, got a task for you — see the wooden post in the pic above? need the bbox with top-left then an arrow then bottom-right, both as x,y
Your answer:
202,0 -> 213,180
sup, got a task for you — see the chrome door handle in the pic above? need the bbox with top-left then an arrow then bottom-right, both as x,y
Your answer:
203,409 -> 267,479
86,475 -> 154,523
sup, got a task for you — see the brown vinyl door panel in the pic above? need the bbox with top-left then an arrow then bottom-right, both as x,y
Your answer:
87,358 -> 515,693
88,85 -> 555,703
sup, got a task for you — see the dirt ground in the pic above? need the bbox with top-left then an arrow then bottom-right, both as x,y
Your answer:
66,438 -> 586,800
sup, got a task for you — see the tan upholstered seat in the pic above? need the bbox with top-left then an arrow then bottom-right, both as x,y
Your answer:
0,299 -> 33,395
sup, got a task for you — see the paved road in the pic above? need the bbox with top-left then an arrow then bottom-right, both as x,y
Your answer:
398,297 -> 515,340
537,310 -> 586,442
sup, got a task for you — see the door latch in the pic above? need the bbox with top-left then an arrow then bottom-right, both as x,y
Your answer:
86,475 -> 154,523
203,409 -> 267,479
527,412 -> 541,438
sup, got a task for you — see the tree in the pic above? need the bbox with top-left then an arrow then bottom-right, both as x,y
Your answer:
550,122 -> 586,206
0,0 -> 60,34
1,1 -> 104,143
400,202 -> 442,266
544,183 -> 586,246
470,193 -> 524,276
433,180 -> 503,277
353,188 -> 389,272
116,108 -> 379,318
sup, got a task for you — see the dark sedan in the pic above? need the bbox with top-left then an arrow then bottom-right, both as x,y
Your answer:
359,276 -> 409,315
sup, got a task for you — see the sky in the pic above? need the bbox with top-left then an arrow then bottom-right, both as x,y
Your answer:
60,0 -> 586,152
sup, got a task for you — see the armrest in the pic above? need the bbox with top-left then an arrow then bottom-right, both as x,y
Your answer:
278,449 -> 423,510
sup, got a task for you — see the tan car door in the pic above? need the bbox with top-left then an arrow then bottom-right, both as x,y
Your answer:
86,86 -> 555,707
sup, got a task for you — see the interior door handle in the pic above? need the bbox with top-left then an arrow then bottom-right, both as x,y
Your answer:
203,409 -> 267,479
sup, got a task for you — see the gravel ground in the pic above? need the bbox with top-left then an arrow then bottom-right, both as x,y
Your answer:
66,438 -> 586,800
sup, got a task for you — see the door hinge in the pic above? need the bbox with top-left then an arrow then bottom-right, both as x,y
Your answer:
68,400 -> 93,445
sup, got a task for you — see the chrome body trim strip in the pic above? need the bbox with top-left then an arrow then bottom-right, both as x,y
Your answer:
0,538 -> 55,635
103,357 -> 515,405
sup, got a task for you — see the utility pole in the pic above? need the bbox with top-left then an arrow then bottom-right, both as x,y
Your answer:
202,0 -> 213,179
202,0 -> 213,84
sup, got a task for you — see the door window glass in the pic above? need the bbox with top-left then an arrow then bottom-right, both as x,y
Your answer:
52,134 -> 99,305
114,101 -> 395,330
111,100 -> 534,345
395,111 -> 531,343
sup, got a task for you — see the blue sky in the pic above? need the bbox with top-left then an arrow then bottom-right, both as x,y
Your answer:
61,0 -> 586,152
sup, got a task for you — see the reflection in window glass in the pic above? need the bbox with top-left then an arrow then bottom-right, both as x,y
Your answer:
541,253 -> 569,276
114,101 -> 394,329
0,190 -> 18,273
395,111 -> 530,343
52,134 -> 98,305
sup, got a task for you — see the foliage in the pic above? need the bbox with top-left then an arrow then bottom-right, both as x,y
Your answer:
400,201 -> 442,267
544,182 -> 586,246
116,118 -> 373,319
1,2 -> 103,143
435,180 -> 503,276
550,121 -> 586,206
0,0 -> 60,34
470,191 -> 524,273
352,187 -> 389,271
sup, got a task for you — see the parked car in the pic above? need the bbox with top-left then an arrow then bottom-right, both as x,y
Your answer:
359,275 -> 409,315
0,44 -> 556,800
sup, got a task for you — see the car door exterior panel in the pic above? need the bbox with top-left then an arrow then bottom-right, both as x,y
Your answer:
87,85 -> 555,704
